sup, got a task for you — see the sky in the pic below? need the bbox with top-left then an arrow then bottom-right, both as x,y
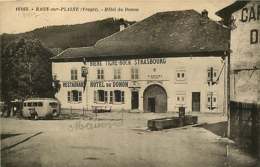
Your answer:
0,0 -> 235,34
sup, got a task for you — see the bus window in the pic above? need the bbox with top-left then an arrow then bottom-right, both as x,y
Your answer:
49,102 -> 57,108
28,103 -> 32,107
24,103 -> 27,107
37,102 -> 43,107
33,102 -> 38,107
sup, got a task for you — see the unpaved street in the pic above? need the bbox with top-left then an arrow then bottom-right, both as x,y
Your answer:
1,113 -> 258,167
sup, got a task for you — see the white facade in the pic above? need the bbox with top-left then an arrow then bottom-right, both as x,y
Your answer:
52,56 -> 225,113
230,1 -> 260,103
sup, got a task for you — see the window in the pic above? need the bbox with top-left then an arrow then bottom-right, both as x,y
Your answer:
71,69 -> 78,80
24,103 -> 27,107
114,90 -> 125,103
207,67 -> 218,82
176,69 -> 186,81
33,102 -> 38,107
207,92 -> 217,109
37,102 -> 43,107
98,90 -> 105,102
131,67 -> 139,80
94,90 -> 108,103
49,102 -> 58,108
28,102 -> 32,107
176,93 -> 186,106
67,90 -> 82,102
114,68 -> 121,80
97,68 -> 104,80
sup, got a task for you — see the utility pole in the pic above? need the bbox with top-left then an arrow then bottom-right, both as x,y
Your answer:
227,36 -> 231,138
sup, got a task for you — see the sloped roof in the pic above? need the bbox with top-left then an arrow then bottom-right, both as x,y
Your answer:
52,47 -> 96,60
216,0 -> 250,18
52,9 -> 229,61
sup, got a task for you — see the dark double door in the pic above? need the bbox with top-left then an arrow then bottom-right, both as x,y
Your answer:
192,92 -> 201,112
131,91 -> 139,109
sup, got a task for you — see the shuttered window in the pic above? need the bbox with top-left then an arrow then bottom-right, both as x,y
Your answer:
67,90 -> 82,103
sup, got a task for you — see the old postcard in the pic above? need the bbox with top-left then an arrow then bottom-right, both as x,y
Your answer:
0,0 -> 259,167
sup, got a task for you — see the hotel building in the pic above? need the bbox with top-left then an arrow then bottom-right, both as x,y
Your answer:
51,9 -> 229,113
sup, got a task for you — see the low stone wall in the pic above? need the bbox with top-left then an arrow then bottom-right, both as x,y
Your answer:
230,101 -> 260,158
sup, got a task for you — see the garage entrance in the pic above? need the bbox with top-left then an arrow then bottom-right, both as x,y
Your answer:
143,84 -> 167,113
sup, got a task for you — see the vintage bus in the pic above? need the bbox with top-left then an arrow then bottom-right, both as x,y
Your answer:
22,98 -> 60,120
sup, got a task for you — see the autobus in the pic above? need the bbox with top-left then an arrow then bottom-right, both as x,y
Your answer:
22,98 -> 60,120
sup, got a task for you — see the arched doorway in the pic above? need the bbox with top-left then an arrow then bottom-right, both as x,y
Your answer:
143,84 -> 167,113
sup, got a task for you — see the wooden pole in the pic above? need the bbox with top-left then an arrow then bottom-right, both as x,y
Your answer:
227,47 -> 231,138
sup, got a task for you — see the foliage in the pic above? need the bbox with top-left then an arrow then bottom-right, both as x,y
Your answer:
1,38 -> 54,102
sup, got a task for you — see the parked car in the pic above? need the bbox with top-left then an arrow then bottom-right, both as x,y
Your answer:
22,98 -> 60,120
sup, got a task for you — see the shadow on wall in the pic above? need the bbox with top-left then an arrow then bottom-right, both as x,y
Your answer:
200,121 -> 228,137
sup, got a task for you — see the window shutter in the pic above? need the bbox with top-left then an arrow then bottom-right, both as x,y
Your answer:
67,91 -> 71,102
207,67 -> 211,82
110,91 -> 113,104
79,91 -> 82,102
121,91 -> 125,103
104,91 -> 108,103
94,90 -> 97,103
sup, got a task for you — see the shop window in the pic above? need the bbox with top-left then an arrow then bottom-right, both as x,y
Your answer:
114,90 -> 125,103
207,92 -> 217,109
131,67 -> 139,80
97,68 -> 104,80
67,90 -> 82,102
71,69 -> 78,80
114,68 -> 121,80
176,69 -> 186,81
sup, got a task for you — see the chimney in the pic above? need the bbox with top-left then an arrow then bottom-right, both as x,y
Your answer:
200,9 -> 209,24
202,9 -> 208,18
119,18 -> 127,31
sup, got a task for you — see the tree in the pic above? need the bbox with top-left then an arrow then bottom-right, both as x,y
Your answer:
1,38 -> 55,104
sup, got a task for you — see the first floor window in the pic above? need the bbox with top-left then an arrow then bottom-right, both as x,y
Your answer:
114,90 -> 125,103
207,67 -> 218,83
97,68 -> 104,80
71,69 -> 78,80
94,90 -> 108,103
67,90 -> 82,102
131,67 -> 139,80
114,68 -> 121,80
